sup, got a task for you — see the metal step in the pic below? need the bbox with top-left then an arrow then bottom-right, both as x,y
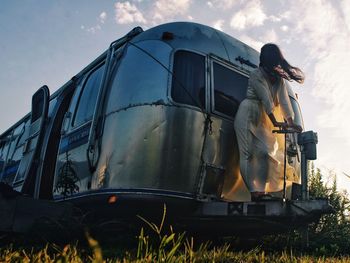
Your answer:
195,199 -> 332,217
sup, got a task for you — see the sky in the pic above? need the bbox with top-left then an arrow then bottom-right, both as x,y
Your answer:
1,0 -> 350,190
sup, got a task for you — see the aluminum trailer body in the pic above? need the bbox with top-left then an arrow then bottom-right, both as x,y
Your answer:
0,22 -> 330,235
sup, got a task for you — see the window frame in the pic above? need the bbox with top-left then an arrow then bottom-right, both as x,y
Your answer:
0,130 -> 14,182
209,56 -> 249,121
289,96 -> 304,128
168,49 -> 210,112
0,136 -> 11,175
71,62 -> 105,129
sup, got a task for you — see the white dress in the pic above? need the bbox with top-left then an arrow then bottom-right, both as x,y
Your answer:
234,67 -> 294,193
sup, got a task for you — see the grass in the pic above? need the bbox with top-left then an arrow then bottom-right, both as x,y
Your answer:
1,206 -> 350,263
2,239 -> 350,263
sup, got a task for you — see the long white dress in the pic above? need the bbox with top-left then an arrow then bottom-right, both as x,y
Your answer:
234,67 -> 294,193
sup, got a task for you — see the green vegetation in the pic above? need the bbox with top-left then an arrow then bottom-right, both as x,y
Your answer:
1,162 -> 350,262
2,233 -> 350,262
307,163 -> 350,254
256,163 -> 350,256
0,246 -> 350,263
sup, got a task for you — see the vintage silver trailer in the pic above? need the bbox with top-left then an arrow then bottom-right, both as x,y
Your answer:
0,22 -> 330,235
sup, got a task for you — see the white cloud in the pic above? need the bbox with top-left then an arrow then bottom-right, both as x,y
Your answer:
280,25 -> 288,32
99,11 -> 107,24
213,19 -> 224,31
268,15 -> 281,22
82,11 -> 107,34
292,1 -> 339,57
114,0 -> 190,25
114,1 -> 147,24
86,25 -> 101,34
230,1 -> 267,30
342,0 -> 350,31
237,35 -> 263,51
207,0 -> 238,10
152,0 -> 191,23
285,1 -> 350,143
260,29 -> 278,43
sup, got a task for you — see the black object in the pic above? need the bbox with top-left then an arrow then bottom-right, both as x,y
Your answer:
162,31 -> 174,40
235,56 -> 258,68
298,131 -> 318,160
0,182 -> 21,199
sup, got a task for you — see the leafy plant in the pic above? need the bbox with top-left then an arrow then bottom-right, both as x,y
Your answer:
55,152 -> 80,198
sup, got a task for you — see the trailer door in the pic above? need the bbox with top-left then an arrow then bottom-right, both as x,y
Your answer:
199,57 -> 249,200
13,85 -> 50,196
53,64 -> 105,198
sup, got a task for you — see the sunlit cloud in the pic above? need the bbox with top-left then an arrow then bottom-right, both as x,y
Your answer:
81,11 -> 107,34
291,1 -> 339,57
213,19 -> 224,31
268,15 -> 281,22
236,35 -> 263,51
151,0 -> 191,24
114,1 -> 147,24
230,1 -> 267,30
342,0 -> 350,31
207,0 -> 238,10
187,15 -> 194,21
86,24 -> 101,34
285,0 -> 350,144
261,29 -> 278,43
114,0 -> 191,26
280,25 -> 288,32
99,11 -> 107,24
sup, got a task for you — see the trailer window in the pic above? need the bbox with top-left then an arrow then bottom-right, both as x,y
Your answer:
171,51 -> 205,108
0,140 -> 8,175
0,132 -> 13,183
74,64 -> 105,127
213,62 -> 248,118
290,97 -> 304,127
1,146 -> 22,185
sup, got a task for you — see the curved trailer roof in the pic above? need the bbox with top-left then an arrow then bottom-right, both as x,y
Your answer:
1,22 -> 260,138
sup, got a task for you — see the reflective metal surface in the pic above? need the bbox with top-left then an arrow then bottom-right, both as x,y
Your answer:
51,22 -> 302,202
96,106 -> 204,193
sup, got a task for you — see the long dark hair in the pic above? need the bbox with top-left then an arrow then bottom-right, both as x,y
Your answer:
259,43 -> 305,83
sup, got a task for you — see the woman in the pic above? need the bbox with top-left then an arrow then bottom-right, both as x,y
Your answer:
234,43 -> 304,201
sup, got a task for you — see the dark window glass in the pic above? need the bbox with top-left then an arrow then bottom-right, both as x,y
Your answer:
17,121 -> 29,146
31,90 -> 44,122
0,141 -> 8,175
290,97 -> 304,127
7,139 -> 17,161
171,51 -> 205,108
74,64 -> 105,126
2,144 -> 23,185
0,137 -> 11,183
48,98 -> 58,116
213,62 -> 248,117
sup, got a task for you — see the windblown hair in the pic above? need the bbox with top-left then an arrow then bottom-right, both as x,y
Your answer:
259,43 -> 305,84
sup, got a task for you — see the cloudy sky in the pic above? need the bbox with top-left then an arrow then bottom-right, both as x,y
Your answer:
1,0 -> 349,189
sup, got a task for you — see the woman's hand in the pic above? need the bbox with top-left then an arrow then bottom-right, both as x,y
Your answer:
286,117 -> 303,132
269,114 -> 302,132
275,121 -> 288,129
290,123 -> 303,132
269,113 -> 287,128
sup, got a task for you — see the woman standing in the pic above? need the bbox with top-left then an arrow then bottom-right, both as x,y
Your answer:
234,43 -> 304,201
